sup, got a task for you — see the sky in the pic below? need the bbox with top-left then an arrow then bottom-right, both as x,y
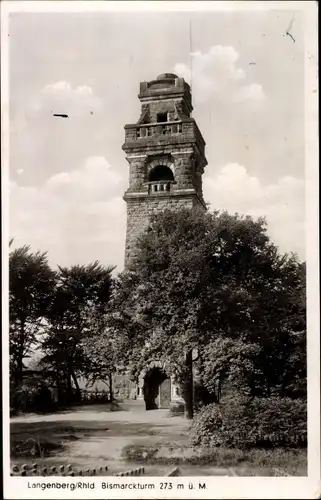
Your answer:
8,7 -> 305,272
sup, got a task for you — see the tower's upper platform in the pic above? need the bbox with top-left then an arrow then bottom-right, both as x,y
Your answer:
138,73 -> 192,112
122,73 -> 207,174
157,73 -> 178,79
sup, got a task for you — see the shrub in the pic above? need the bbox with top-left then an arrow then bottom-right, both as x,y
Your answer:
10,383 -> 40,413
189,396 -> 306,448
10,382 -> 56,414
122,444 -> 159,462
193,381 -> 217,412
250,396 -> 307,447
169,402 -> 185,415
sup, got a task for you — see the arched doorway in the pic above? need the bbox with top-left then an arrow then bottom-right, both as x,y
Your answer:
143,367 -> 171,410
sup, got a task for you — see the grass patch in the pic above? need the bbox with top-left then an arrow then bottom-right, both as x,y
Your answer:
122,443 -> 307,476
10,420 -> 109,459
122,444 -> 160,462
11,437 -> 64,458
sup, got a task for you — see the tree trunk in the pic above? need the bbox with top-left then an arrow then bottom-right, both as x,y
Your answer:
217,376 -> 222,403
17,349 -> 24,386
55,369 -> 63,404
71,368 -> 81,401
109,372 -> 113,402
267,379 -> 271,397
15,323 -> 26,387
184,350 -> 194,419
66,364 -> 72,401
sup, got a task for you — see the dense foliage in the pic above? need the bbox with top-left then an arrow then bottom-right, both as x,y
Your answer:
189,396 -> 307,448
9,245 -> 56,387
9,207 -> 306,430
9,246 -> 115,409
40,262 -> 115,403
107,208 -> 306,418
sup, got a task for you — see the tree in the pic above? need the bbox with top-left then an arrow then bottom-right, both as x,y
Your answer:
108,208 -> 306,418
82,325 -> 117,401
9,245 -> 56,387
40,262 -> 115,403
200,336 -> 262,401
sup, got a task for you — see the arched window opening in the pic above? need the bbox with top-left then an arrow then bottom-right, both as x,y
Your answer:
148,165 -> 174,194
148,165 -> 174,182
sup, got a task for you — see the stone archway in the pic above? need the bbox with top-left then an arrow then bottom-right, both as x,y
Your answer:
145,156 -> 175,180
143,367 -> 169,410
139,360 -> 172,410
148,165 -> 174,183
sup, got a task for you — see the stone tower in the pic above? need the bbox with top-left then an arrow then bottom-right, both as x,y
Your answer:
123,72 -> 207,268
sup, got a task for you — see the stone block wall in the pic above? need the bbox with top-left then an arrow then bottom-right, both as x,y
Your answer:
124,193 -> 203,268
173,153 -> 195,190
126,148 -> 205,198
128,157 -> 148,191
148,100 -> 179,123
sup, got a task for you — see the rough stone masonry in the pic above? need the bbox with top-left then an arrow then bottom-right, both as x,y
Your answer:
122,72 -> 208,268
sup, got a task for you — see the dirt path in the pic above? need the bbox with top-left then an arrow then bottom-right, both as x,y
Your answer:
10,401 -> 306,477
11,400 -> 188,426
11,401 -> 212,476
11,401 -> 189,461
13,401 -> 267,476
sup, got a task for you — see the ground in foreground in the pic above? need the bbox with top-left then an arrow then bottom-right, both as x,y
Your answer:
10,401 -> 307,476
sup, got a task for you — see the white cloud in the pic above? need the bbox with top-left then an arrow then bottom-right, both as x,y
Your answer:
42,81 -> 93,98
74,85 -> 93,96
174,45 -> 265,104
46,156 -> 122,202
30,80 -> 103,119
42,81 -> 72,95
10,157 -> 127,271
203,163 -> 305,259
233,83 -> 265,102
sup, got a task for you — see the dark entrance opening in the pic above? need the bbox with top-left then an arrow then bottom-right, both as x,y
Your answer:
148,165 -> 174,183
157,112 -> 168,123
143,368 -> 171,410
